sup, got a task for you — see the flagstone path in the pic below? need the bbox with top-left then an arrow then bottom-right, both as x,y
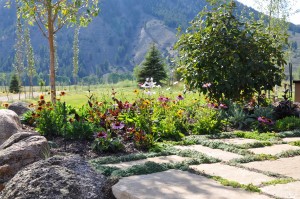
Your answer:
95,137 -> 300,199
174,144 -> 243,161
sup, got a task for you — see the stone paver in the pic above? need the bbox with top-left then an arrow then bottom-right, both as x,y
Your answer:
248,144 -> 300,155
174,145 -> 243,161
218,138 -> 259,145
190,163 -> 275,186
242,156 -> 300,179
112,169 -> 271,199
103,155 -> 190,169
282,137 -> 300,142
261,181 -> 300,199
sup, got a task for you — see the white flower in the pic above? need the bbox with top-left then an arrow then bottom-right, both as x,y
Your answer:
144,90 -> 155,95
173,81 -> 178,85
166,87 -> 171,91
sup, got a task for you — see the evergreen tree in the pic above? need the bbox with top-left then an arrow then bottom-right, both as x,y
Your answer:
9,74 -> 20,93
138,44 -> 167,85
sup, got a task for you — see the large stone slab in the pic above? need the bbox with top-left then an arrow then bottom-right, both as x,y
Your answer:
248,144 -> 300,155
190,163 -> 275,186
282,137 -> 300,142
112,170 -> 271,199
174,145 -> 243,161
103,155 -> 190,169
218,138 -> 259,145
261,181 -> 300,199
242,156 -> 300,179
0,109 -> 21,145
0,132 -> 48,191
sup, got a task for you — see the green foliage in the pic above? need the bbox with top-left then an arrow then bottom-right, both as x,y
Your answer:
276,149 -> 300,158
34,102 -> 67,137
279,130 -> 300,138
9,74 -> 20,93
261,178 -> 295,186
92,136 -> 124,153
290,141 -> 300,146
188,107 -> 222,135
275,117 -> 300,131
137,44 -> 167,85
232,154 -> 277,164
175,2 -> 287,102
183,135 -> 251,156
234,131 -> 277,141
211,176 -> 261,192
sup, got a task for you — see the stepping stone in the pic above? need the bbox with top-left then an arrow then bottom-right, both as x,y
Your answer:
242,156 -> 300,179
261,181 -> 300,199
190,163 -> 275,186
248,144 -> 300,155
218,138 -> 259,145
174,145 -> 243,161
112,170 -> 271,199
103,155 -> 190,169
282,137 -> 300,142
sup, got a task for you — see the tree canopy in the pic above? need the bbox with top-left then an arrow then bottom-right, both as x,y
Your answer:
8,0 -> 99,103
175,1 -> 288,102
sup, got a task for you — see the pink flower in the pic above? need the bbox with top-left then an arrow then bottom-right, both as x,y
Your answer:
202,83 -> 212,88
177,94 -> 184,101
95,131 -> 107,139
219,103 -> 228,109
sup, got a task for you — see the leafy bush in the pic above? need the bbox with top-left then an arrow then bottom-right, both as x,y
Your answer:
92,132 -> 124,152
275,117 -> 300,131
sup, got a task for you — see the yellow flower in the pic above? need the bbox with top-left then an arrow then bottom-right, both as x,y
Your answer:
39,94 -> 44,100
176,109 -> 184,117
2,103 -> 9,108
143,99 -> 150,106
133,89 -> 139,94
60,91 -> 66,96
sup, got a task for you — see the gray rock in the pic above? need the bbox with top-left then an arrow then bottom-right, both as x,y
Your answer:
8,102 -> 31,116
0,155 -> 107,199
0,132 -> 48,191
0,109 -> 22,145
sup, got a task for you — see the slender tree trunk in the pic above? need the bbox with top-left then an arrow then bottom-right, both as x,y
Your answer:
48,6 -> 56,103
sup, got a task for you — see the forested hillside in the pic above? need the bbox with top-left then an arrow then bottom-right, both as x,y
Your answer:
0,0 -> 299,85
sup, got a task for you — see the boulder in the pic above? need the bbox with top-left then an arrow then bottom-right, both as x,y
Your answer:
0,109 -> 22,145
0,155 -> 107,199
8,102 -> 31,116
0,132 -> 48,191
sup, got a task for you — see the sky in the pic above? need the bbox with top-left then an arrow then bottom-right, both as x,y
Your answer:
236,0 -> 300,25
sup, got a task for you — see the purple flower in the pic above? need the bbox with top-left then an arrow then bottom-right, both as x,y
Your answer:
123,102 -> 132,109
258,117 -> 274,125
111,122 -> 125,130
157,96 -> 171,103
158,96 -> 165,102
219,103 -> 228,109
177,94 -> 184,101
95,131 -> 107,139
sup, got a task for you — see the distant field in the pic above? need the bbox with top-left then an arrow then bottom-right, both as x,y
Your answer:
0,82 -> 204,108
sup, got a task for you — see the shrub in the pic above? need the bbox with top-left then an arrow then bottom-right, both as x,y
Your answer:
275,117 -> 300,131
9,74 -> 20,93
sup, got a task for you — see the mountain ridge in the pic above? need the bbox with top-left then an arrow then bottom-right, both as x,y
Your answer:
0,0 -> 299,84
